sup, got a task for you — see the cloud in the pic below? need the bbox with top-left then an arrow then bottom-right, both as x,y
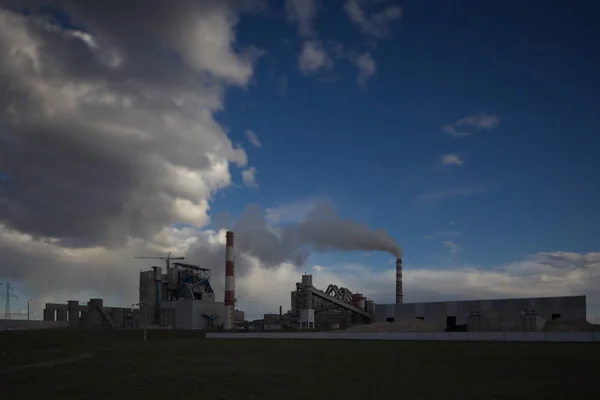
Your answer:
286,1 -> 339,79
443,240 -> 463,254
0,0 -> 268,310
343,0 -> 402,39
416,185 -> 488,204
0,2 -> 265,249
443,113 -> 500,138
426,231 -> 461,239
285,0 -> 318,37
442,125 -> 472,138
298,40 -> 333,74
457,113 -> 500,129
286,1 -> 384,89
245,130 -> 262,148
242,167 -> 258,188
441,154 -> 465,166
351,52 -> 377,89
277,75 -> 288,96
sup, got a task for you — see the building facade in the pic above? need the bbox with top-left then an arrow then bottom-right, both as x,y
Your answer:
374,295 -> 586,329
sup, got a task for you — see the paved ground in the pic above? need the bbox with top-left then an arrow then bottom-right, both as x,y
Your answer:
1,329 -> 598,399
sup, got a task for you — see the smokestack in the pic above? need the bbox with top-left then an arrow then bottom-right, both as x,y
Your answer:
224,231 -> 235,329
395,258 -> 403,304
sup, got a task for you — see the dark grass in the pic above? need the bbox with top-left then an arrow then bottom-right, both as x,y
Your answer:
1,330 -> 598,399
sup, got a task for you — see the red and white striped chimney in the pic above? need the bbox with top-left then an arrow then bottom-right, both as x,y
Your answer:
225,231 -> 235,306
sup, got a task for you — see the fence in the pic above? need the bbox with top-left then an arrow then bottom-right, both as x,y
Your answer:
0,319 -> 68,331
207,331 -> 600,342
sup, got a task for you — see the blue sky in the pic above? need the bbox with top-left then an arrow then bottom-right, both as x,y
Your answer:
209,0 -> 600,271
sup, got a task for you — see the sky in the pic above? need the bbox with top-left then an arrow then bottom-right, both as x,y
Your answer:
0,0 -> 599,322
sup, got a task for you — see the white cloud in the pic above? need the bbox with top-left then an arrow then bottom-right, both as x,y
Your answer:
343,0 -> 402,39
443,240 -> 463,254
426,231 -> 461,239
242,167 -> 258,188
457,113 -> 500,129
174,6 -> 256,86
441,154 -> 465,166
442,124 -> 472,138
352,52 -> 377,89
277,75 -> 288,96
416,185 -> 488,204
286,1 -> 338,78
287,1 -> 386,89
443,113 -> 500,138
285,0 -> 318,37
245,130 -> 262,148
298,40 -> 333,74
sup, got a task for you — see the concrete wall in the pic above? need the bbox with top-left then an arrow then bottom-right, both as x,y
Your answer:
468,314 -> 547,332
206,331 -> 600,342
234,310 -> 245,323
45,300 -> 132,328
174,299 -> 226,329
374,295 -> 586,329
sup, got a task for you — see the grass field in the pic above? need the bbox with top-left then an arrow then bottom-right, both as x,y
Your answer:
1,329 -> 598,399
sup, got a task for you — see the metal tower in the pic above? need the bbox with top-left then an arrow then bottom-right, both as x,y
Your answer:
1,282 -> 18,320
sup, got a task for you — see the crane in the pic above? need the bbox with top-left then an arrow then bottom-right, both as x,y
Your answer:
134,252 -> 185,269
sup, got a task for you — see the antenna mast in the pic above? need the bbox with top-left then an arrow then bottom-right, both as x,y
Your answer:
134,252 -> 185,269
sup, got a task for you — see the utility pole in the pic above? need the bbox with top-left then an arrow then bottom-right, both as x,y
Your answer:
132,299 -> 151,341
1,282 -> 18,320
27,299 -> 33,321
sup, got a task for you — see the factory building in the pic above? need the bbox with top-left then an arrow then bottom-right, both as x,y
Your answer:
43,299 -> 135,329
285,274 -> 373,329
284,268 -> 588,332
373,295 -> 587,331
41,232 -> 590,333
43,231 -> 244,330
138,231 -> 243,330
138,262 -> 225,329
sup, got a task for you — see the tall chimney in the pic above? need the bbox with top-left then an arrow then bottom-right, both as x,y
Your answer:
395,258 -> 403,304
224,231 -> 235,329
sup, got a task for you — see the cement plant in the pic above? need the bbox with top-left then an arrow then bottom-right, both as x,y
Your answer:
0,230 -> 591,335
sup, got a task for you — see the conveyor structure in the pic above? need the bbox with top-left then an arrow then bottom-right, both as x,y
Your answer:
310,287 -> 371,319
289,274 -> 372,329
324,285 -> 354,303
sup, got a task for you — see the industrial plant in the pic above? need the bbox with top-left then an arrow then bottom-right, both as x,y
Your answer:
38,232 -> 593,333
42,231 -> 245,330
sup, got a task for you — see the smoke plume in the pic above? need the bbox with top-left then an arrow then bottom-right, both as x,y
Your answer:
230,201 -> 402,270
